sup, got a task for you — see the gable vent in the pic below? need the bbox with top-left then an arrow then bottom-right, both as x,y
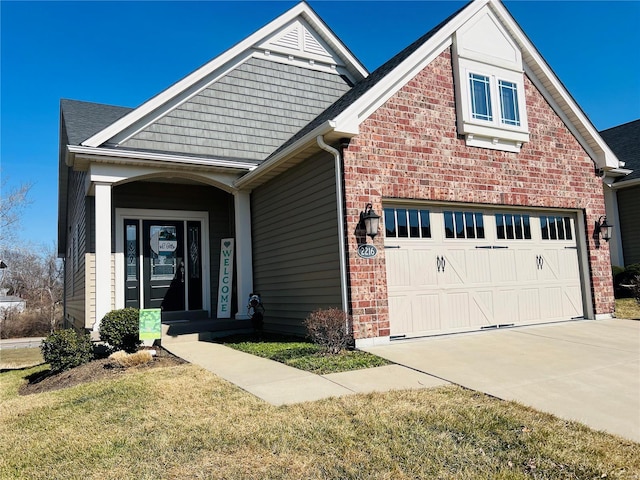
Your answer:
303,29 -> 330,57
273,25 -> 300,50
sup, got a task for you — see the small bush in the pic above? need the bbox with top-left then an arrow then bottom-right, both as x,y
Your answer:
107,350 -> 153,368
614,264 -> 640,298
41,329 -> 93,373
100,308 -> 141,353
304,308 -> 353,354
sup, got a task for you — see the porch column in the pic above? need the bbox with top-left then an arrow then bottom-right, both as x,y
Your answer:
233,191 -> 253,319
94,182 -> 112,331
603,184 -> 624,267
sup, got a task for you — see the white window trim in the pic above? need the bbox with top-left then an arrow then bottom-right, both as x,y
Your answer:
454,58 -> 529,153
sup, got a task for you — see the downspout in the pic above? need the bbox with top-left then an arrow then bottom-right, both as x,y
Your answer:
316,136 -> 349,314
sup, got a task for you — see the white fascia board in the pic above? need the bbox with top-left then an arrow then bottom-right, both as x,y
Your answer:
332,2 -> 485,132
234,120 -> 337,189
81,3 -> 367,149
488,0 -> 621,169
67,145 -> 258,171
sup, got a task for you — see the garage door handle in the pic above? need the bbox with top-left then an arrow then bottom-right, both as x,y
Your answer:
437,256 -> 446,272
536,255 -> 544,269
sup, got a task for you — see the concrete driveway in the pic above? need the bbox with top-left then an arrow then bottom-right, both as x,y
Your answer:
363,319 -> 640,442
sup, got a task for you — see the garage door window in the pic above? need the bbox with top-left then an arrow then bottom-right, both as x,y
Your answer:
540,216 -> 572,240
444,211 -> 484,239
495,213 -> 531,240
384,208 -> 431,238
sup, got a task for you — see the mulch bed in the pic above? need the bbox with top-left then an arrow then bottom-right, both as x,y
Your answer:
19,347 -> 186,396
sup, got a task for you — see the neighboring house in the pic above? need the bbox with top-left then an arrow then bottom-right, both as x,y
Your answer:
59,0 -> 621,346
600,119 -> 640,268
0,289 -> 26,313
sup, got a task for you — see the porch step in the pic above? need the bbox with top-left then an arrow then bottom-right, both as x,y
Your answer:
161,318 -> 253,345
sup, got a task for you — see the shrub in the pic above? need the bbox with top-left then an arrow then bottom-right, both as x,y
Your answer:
41,329 -> 93,373
107,350 -> 153,368
614,264 -> 640,298
304,308 -> 353,354
99,308 -> 141,353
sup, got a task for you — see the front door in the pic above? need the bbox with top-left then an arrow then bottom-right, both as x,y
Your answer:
143,221 -> 185,311
120,213 -> 206,314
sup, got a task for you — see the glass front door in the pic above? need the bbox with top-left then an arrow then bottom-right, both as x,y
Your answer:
124,219 -> 203,312
143,221 -> 185,311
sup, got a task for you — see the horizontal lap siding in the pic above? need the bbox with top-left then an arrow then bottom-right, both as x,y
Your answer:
252,152 -> 342,335
122,57 -> 351,161
617,185 -> 640,266
64,169 -> 88,330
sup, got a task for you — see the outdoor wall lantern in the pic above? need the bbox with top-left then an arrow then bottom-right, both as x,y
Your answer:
597,215 -> 613,242
360,203 -> 381,240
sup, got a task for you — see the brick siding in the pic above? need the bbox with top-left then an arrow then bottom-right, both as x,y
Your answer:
342,48 -> 614,340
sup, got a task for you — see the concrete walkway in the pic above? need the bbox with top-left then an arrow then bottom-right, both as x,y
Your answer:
164,341 -> 448,406
363,319 -> 640,443
164,318 -> 639,443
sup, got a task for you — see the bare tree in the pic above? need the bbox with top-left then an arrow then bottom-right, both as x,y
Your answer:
0,176 -> 33,244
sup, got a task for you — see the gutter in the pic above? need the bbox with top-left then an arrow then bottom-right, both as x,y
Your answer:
316,135 -> 349,315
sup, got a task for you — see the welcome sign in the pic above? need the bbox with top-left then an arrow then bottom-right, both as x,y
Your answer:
217,238 -> 234,318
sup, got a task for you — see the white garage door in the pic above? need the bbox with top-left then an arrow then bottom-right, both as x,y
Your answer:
384,205 -> 584,338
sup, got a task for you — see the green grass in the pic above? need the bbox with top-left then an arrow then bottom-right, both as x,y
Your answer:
616,298 -> 640,320
1,363 -> 638,479
220,334 -> 391,374
0,348 -> 44,370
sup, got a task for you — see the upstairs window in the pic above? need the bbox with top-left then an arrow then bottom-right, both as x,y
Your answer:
499,80 -> 520,126
469,72 -> 521,128
470,74 -> 492,121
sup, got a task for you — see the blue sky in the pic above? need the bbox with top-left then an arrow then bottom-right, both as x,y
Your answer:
2,1 -> 639,248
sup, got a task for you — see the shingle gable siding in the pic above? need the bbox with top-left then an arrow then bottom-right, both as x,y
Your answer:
122,57 -> 352,161
340,48 -> 614,340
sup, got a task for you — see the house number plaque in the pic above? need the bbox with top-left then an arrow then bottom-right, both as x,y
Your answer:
357,244 -> 378,259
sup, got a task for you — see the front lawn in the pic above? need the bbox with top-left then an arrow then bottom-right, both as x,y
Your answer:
1,363 -> 638,479
219,333 -> 391,374
0,347 -> 44,370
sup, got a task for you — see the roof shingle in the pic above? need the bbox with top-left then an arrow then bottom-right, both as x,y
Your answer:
600,119 -> 640,183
